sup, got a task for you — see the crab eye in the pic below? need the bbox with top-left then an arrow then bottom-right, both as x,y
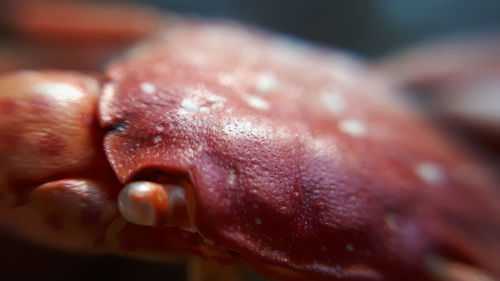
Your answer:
118,181 -> 189,227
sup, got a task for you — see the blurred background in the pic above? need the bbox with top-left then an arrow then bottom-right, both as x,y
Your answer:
131,0 -> 500,57
1,0 -> 500,280
3,0 -> 500,58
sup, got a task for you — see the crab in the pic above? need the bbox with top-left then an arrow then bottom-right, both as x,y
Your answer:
1,1 -> 500,281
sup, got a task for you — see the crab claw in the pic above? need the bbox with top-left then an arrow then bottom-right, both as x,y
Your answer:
0,70 -> 121,250
0,70 -> 212,261
0,71 -> 103,204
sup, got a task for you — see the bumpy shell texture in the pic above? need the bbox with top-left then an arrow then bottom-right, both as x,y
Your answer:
100,21 -> 500,280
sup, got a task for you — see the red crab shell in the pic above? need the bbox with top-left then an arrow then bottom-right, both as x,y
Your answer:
99,20 -> 500,280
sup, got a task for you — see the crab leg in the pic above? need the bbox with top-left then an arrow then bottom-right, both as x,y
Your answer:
0,70 -> 103,196
0,178 -> 118,250
7,0 -> 162,45
0,71 -> 120,248
1,0 -> 162,72
377,35 -> 500,155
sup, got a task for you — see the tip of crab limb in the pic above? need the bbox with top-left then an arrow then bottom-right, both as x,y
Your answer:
118,181 -> 190,228
0,178 -> 118,250
427,256 -> 498,281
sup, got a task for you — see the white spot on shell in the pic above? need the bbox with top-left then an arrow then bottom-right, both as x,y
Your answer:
153,135 -> 162,144
346,244 -> 355,252
254,217 -> 263,225
246,95 -> 270,110
320,89 -> 346,114
256,73 -> 277,93
338,119 -> 366,137
180,98 -> 199,113
223,119 -> 271,139
227,169 -> 237,185
140,82 -> 156,95
415,162 -> 446,184
156,124 -> 165,132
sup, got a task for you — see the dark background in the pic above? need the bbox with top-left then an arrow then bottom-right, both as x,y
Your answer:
139,0 -> 500,57
1,0 -> 500,280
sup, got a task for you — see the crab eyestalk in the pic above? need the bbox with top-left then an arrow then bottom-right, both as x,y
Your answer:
118,181 -> 192,228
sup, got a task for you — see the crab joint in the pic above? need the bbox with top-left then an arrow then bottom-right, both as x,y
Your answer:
118,181 -> 190,227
